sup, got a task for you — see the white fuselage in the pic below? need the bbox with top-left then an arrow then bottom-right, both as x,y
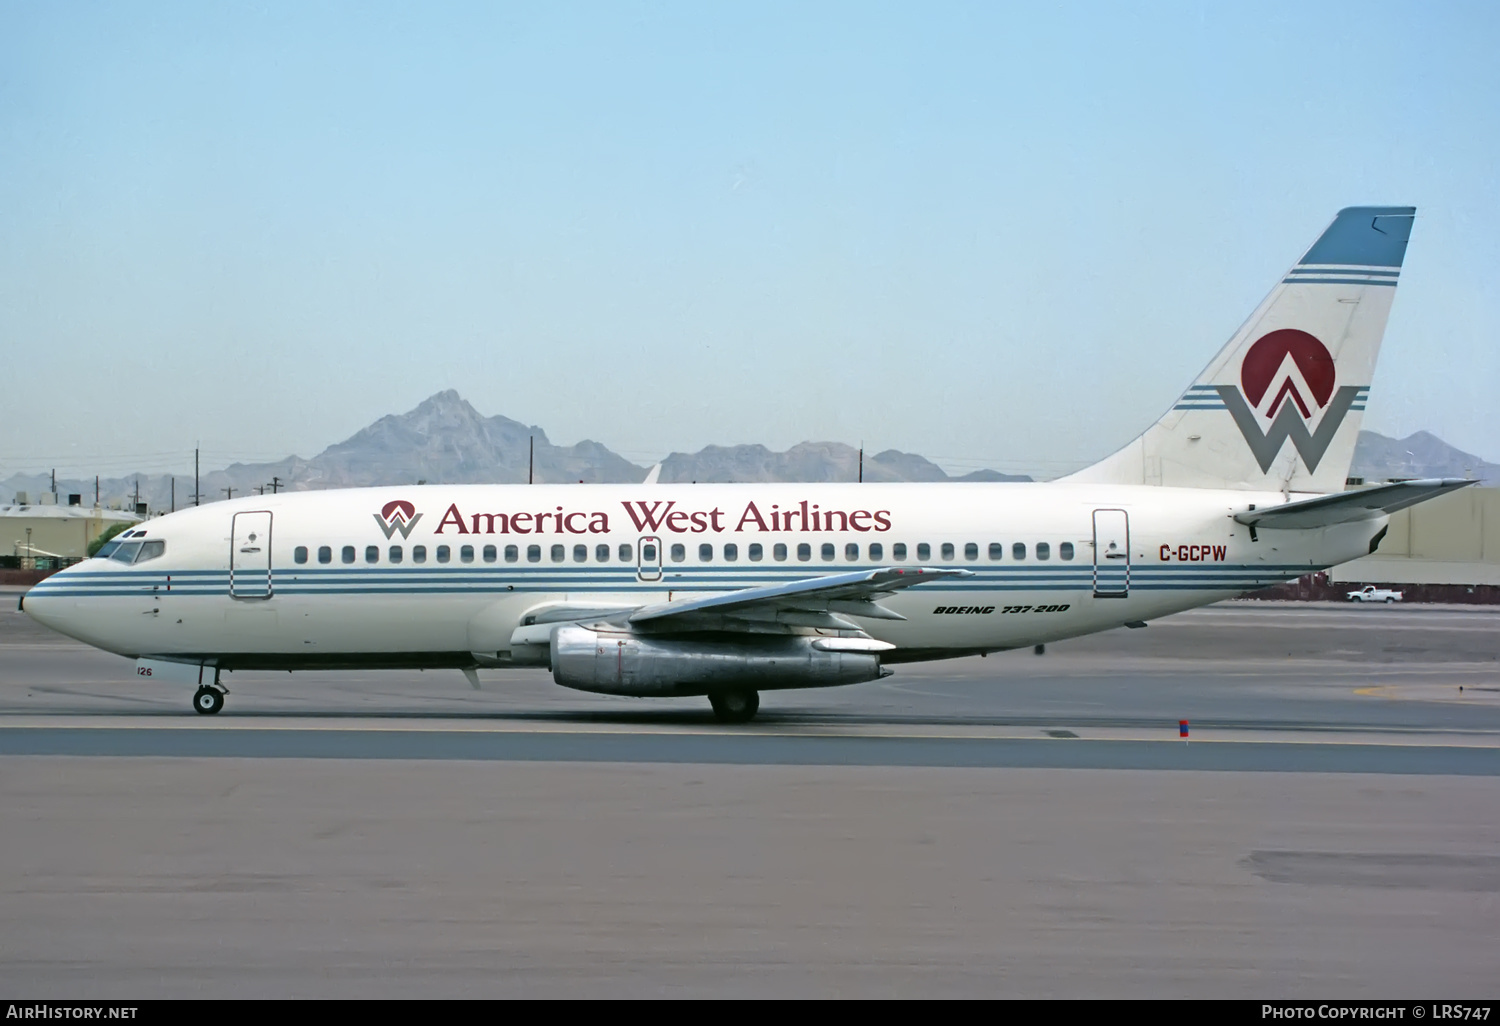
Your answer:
23,481 -> 1382,673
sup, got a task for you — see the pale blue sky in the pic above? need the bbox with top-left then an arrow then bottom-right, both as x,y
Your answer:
3,2 -> 1497,479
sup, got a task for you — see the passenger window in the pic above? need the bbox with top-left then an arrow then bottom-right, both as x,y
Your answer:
699,543 -> 713,561
365,545 -> 379,564
1060,542 -> 1075,560
550,544 -> 564,563
964,542 -> 978,561
135,540 -> 165,563
797,543 -> 812,562
893,543 -> 907,561
436,545 -> 450,564
413,545 -> 427,564
941,543 -> 955,561
596,544 -> 610,562
748,543 -> 763,562
773,543 -> 788,562
1036,542 -> 1051,561
820,543 -> 835,561
318,546 -> 332,564
845,543 -> 859,561
670,543 -> 685,562
389,545 -> 403,564
483,545 -> 496,563
110,541 -> 143,563
1013,542 -> 1026,560
573,544 -> 587,563
618,543 -> 633,562
527,545 -> 541,563
723,543 -> 738,562
342,545 -> 355,564
294,546 -> 308,564
989,542 -> 1004,560
461,545 -> 475,564
868,542 -> 883,560
505,545 -> 518,563
917,543 -> 931,561
641,543 -> 656,562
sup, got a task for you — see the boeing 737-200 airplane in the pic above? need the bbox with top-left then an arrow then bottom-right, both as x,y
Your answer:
21,206 -> 1472,722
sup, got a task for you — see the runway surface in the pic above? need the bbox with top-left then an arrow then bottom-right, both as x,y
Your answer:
2,595 -> 1498,996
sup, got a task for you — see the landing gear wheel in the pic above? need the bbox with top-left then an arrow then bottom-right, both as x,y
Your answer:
193,686 -> 225,715
709,689 -> 759,724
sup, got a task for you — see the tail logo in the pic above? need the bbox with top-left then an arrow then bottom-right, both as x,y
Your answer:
1240,329 -> 1336,418
374,500 -> 423,539
1216,330 -> 1364,473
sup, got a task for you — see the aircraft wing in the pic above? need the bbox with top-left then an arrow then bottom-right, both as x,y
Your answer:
626,566 -> 974,633
1233,479 -> 1476,530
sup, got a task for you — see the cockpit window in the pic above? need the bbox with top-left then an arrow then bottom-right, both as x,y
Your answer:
110,541 -> 143,564
135,540 -> 165,563
94,541 -> 122,559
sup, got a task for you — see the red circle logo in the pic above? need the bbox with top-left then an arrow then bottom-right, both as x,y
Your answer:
381,500 -> 416,523
1240,329 -> 1335,416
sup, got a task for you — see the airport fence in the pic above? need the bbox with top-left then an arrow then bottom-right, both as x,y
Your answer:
0,555 -> 84,572
1244,572 -> 1500,604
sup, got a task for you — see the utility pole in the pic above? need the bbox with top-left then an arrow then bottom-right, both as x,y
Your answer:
50,468 -> 56,496
256,485 -> 265,495
223,487 -> 234,500
134,478 -> 140,512
170,478 -> 175,513
194,448 -> 200,506
94,476 -> 99,506
529,436 -> 534,485
270,476 -> 281,494
858,445 -> 864,483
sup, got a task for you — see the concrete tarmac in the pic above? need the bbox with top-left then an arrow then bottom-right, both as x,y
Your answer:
2,596 -> 1498,997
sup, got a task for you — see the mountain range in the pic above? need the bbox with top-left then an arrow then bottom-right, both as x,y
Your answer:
3,390 -> 1494,512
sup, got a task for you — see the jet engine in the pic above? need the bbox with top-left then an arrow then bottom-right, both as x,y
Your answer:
549,624 -> 889,697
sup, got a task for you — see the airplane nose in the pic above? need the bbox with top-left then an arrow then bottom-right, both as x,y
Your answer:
21,569 -> 91,643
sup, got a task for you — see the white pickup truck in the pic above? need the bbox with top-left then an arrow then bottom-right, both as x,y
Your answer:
1346,585 -> 1403,603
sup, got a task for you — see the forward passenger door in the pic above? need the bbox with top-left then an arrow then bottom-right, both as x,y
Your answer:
231,511 -> 273,599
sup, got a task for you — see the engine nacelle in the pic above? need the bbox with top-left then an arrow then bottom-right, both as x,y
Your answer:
550,625 -> 887,697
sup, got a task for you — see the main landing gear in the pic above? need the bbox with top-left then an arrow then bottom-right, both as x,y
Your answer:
708,689 -> 760,724
193,668 -> 228,715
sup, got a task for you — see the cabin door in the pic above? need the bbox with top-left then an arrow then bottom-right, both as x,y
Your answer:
636,535 -> 662,582
1092,509 -> 1130,598
231,511 -> 274,599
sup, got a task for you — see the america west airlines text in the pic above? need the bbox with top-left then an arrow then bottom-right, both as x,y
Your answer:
432,499 -> 895,536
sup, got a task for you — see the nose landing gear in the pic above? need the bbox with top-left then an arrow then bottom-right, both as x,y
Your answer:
192,668 -> 228,715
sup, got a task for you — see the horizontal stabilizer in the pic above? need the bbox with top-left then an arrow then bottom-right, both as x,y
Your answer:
1234,479 -> 1475,530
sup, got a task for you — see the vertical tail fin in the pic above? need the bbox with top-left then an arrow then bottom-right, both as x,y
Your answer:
1065,207 -> 1415,492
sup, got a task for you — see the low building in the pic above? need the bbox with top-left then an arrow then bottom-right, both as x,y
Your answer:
1329,486 -> 1500,587
2,496 -> 144,565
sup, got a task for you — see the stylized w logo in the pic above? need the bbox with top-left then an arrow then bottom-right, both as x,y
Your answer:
1218,385 -> 1362,473
373,513 -> 422,539
374,500 -> 422,539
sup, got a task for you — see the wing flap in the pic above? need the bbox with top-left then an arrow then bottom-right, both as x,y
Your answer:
1234,479 -> 1475,529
